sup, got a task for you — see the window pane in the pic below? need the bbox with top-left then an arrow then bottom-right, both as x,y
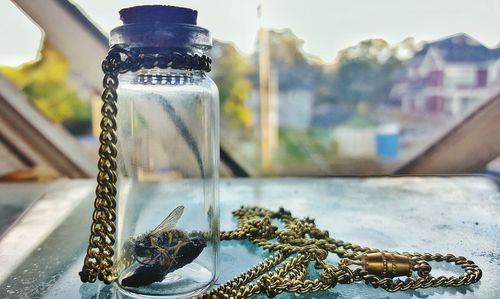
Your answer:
0,1 -> 97,178
55,1 -> 500,175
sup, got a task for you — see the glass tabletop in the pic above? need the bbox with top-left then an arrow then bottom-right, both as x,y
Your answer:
0,177 -> 499,298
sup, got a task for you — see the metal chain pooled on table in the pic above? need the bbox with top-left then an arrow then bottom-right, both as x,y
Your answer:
202,206 -> 482,298
79,46 -> 482,298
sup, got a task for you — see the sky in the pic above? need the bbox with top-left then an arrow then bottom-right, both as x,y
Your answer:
1,0 -> 499,66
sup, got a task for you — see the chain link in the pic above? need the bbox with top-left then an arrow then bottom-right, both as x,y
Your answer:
80,46 -> 482,297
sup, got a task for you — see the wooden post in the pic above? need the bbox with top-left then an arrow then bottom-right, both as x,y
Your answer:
259,26 -> 272,174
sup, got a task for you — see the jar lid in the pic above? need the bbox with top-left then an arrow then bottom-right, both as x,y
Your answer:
111,5 -> 211,51
119,5 -> 198,25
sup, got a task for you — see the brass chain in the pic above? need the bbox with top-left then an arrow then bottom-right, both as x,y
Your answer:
80,46 -> 482,298
79,48 -> 121,284
79,46 -> 212,284
201,207 -> 482,298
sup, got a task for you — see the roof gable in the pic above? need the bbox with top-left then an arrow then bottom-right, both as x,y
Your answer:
414,33 -> 500,63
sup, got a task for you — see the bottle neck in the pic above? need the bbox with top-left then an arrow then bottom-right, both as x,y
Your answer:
120,46 -> 205,56
120,68 -> 206,86
110,23 -> 211,55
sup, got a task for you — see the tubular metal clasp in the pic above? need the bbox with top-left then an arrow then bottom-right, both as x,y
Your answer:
360,252 -> 413,278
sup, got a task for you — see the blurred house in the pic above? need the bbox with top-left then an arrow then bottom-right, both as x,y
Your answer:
278,89 -> 313,128
249,87 -> 314,129
332,115 -> 378,159
390,33 -> 500,116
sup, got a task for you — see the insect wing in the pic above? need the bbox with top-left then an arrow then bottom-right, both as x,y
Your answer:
135,252 -> 160,266
150,205 -> 184,235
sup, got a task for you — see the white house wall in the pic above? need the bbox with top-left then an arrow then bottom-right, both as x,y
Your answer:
278,89 -> 313,129
444,64 -> 477,87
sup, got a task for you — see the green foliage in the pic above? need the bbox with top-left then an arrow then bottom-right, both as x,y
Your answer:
211,41 -> 253,128
333,59 -> 394,104
278,129 -> 308,162
211,33 -> 415,131
327,39 -> 410,105
278,128 -> 328,162
264,29 -> 322,91
0,41 -> 91,133
223,78 -> 253,128
268,29 -> 308,66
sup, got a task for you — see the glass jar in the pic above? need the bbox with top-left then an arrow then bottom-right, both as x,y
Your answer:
110,6 -> 219,298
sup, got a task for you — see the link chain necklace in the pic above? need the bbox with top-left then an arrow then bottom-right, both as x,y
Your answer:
79,46 -> 482,298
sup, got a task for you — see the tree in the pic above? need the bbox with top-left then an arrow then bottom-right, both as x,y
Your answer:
0,40 -> 91,134
268,29 -> 308,66
328,39 -> 413,105
261,29 -> 322,91
211,41 -> 253,128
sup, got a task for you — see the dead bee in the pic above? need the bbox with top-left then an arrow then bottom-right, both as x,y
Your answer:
121,206 -> 207,288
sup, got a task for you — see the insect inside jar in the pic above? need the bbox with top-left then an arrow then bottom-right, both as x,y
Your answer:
120,206 -> 207,288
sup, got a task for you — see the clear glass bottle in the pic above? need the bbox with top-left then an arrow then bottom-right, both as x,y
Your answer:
110,6 -> 219,298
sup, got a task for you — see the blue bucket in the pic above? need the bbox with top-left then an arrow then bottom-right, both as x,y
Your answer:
376,124 -> 399,160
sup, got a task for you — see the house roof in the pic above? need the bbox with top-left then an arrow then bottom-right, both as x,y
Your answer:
415,33 -> 500,63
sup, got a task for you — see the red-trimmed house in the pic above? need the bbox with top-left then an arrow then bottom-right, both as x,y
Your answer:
390,33 -> 500,116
